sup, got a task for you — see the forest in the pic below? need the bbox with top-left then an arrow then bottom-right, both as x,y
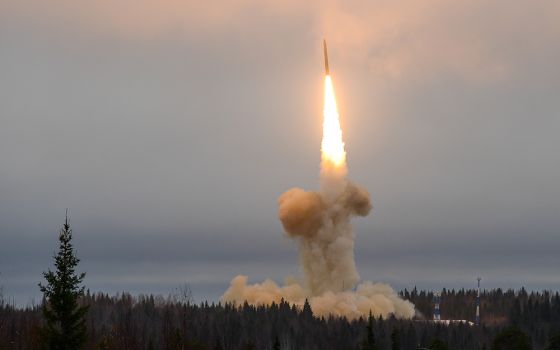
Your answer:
2,286 -> 560,349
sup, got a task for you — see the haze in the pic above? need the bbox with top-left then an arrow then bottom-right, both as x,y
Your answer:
1,0 -> 559,305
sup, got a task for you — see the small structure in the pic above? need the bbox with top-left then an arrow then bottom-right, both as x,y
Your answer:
429,319 -> 474,326
433,291 -> 441,321
420,288 -> 475,326
476,277 -> 482,326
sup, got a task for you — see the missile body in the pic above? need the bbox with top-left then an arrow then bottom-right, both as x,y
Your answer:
323,39 -> 330,75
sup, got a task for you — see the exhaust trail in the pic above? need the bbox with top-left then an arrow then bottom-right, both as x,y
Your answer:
222,41 -> 415,320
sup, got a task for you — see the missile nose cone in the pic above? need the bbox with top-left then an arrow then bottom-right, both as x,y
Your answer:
323,39 -> 330,75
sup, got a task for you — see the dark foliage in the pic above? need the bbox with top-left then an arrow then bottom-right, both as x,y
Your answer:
391,328 -> 401,350
1,287 -> 560,349
430,338 -> 450,350
546,329 -> 560,350
38,214 -> 89,349
272,335 -> 281,350
362,312 -> 378,350
492,326 -> 532,350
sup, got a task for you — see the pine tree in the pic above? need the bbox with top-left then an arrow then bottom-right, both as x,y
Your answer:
430,338 -> 450,350
362,312 -> 378,350
302,299 -> 313,319
213,337 -> 223,350
492,326 -> 532,350
546,329 -> 560,350
391,328 -> 401,350
39,213 -> 88,349
272,335 -> 281,350
244,340 -> 256,350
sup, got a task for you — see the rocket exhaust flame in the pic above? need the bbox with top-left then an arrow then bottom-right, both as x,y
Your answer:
221,41 -> 415,320
321,75 -> 346,168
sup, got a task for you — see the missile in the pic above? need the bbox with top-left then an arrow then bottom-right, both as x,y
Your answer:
323,39 -> 330,75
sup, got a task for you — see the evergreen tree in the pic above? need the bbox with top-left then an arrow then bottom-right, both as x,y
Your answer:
272,335 -> 281,350
391,328 -> 401,350
430,338 -> 450,350
213,337 -> 223,350
546,329 -> 560,350
362,312 -> 378,350
244,340 -> 256,350
302,299 -> 313,319
39,213 -> 88,349
492,326 -> 532,350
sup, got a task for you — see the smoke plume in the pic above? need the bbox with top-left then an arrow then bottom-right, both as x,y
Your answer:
222,161 -> 415,320
222,75 -> 415,320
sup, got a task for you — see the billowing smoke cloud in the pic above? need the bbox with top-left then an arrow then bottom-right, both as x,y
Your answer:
278,180 -> 371,295
222,275 -> 415,320
223,153 -> 415,319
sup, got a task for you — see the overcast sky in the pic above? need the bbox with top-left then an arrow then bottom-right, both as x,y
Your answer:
1,0 -> 559,305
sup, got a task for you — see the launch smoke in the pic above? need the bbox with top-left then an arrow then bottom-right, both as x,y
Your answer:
278,180 -> 370,295
222,161 -> 415,319
222,60 -> 414,320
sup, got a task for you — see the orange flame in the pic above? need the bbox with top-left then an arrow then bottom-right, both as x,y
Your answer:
321,75 -> 346,167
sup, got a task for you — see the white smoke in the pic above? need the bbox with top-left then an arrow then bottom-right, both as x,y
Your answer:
222,159 -> 415,320
222,275 -> 414,320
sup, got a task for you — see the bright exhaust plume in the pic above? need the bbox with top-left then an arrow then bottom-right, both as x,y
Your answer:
222,69 -> 415,320
321,75 -> 346,168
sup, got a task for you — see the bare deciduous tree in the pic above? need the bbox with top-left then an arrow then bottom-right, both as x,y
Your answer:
170,283 -> 194,305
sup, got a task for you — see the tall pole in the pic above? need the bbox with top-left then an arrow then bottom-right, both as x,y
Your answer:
476,277 -> 481,326
433,291 -> 441,321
